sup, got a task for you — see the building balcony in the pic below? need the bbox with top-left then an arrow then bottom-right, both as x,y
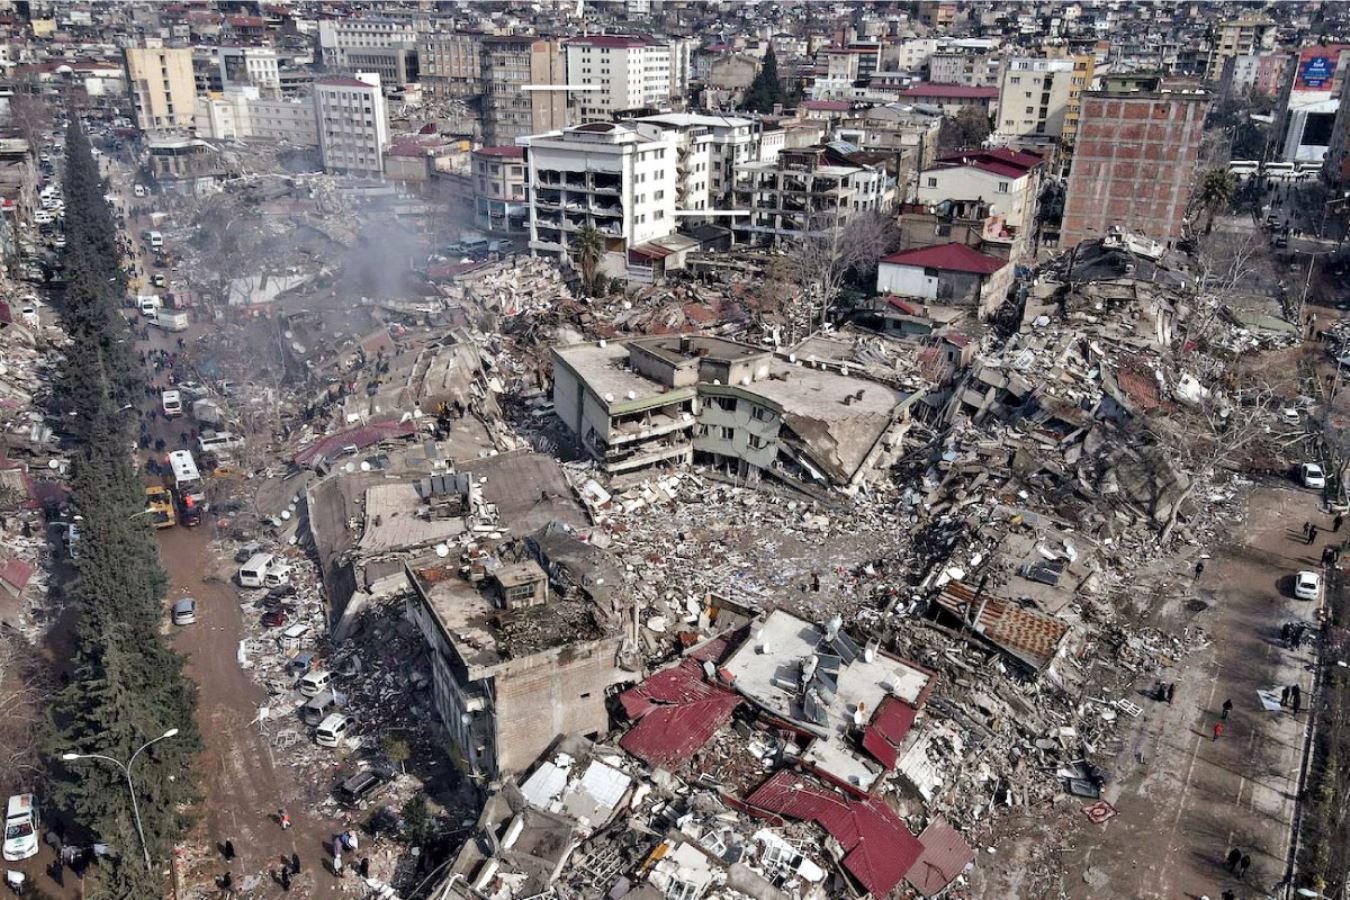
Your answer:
603,438 -> 693,474
537,216 -> 562,228
609,412 -> 695,447
598,223 -> 623,237
562,216 -> 588,230
591,203 -> 622,217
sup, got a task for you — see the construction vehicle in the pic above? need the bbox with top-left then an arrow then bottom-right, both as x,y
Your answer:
145,485 -> 176,529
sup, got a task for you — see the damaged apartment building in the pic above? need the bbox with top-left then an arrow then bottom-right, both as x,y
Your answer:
551,334 -> 920,492
403,522 -> 638,779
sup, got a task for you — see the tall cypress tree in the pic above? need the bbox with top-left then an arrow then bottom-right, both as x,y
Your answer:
48,118 -> 202,898
741,47 -> 786,113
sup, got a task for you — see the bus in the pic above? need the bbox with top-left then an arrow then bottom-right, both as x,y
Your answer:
167,450 -> 207,526
144,485 -> 177,529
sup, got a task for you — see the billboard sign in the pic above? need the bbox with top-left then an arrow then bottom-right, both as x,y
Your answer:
1295,46 -> 1348,91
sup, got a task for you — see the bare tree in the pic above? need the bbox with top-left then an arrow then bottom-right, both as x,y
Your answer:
1145,368 -> 1278,543
6,87 -> 51,150
0,632 -> 46,797
788,211 -> 898,327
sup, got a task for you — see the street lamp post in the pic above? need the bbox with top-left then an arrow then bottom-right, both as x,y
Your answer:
62,727 -> 179,872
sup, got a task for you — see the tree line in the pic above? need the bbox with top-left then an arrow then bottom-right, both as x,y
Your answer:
46,118 -> 201,898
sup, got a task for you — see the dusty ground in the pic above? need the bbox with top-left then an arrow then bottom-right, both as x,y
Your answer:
973,480 -> 1324,899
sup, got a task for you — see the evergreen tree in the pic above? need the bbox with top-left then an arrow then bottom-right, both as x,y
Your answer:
741,47 -> 785,113
47,117 -> 202,898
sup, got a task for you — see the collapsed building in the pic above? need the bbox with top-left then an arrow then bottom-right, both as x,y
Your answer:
551,334 -> 918,492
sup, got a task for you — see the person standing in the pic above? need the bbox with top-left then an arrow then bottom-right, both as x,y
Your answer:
278,809 -> 291,830
1238,854 -> 1251,878
1335,513 -> 1344,533
1293,684 -> 1303,713
1167,683 -> 1176,705
290,852 -> 301,875
1226,847 -> 1242,871
1310,525 -> 1320,545
279,867 -> 291,892
1195,559 -> 1205,578
1213,721 -> 1224,741
1221,698 -> 1233,720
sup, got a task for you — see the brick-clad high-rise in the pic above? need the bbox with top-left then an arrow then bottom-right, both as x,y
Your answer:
1061,90 -> 1211,249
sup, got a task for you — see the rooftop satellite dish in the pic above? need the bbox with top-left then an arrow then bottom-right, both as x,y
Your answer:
435,543 -> 450,558
343,462 -> 356,473
360,461 -> 371,471
48,459 -> 60,469
280,509 -> 291,521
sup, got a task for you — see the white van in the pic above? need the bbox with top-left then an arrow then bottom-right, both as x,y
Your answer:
315,713 -> 353,748
238,552 -> 275,588
301,689 -> 341,726
198,432 -> 242,455
264,562 -> 294,588
3,794 -> 39,861
299,669 -> 331,697
161,390 -> 183,418
137,294 -> 161,317
279,622 -> 309,650
147,230 -> 163,250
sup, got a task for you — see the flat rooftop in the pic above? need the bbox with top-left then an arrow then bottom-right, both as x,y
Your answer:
359,481 -> 467,553
554,341 -> 695,409
753,360 -> 905,480
723,609 -> 932,789
630,334 -> 768,366
412,564 -> 609,668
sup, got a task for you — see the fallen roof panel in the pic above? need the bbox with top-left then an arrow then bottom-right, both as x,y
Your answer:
746,770 -> 923,897
619,692 -> 739,769
906,816 -> 976,897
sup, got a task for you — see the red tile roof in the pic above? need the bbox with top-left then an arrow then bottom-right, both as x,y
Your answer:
880,243 -> 1007,275
618,659 -> 739,768
746,770 -> 924,897
906,816 -> 976,897
900,82 -> 999,99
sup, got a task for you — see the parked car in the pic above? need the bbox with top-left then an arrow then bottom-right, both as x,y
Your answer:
171,597 -> 197,626
1295,570 -> 1322,601
1300,462 -> 1327,489
2,794 -> 39,861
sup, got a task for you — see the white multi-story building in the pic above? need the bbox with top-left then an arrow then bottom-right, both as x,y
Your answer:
565,35 -> 673,122
996,57 -> 1076,139
630,113 -> 759,221
732,144 -> 892,245
219,46 -> 281,96
317,17 -> 418,69
524,121 -> 679,276
195,89 -> 319,145
314,73 -> 388,177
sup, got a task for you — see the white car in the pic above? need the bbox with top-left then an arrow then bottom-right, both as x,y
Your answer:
3,794 -> 38,861
1295,570 -> 1322,601
1301,463 -> 1327,489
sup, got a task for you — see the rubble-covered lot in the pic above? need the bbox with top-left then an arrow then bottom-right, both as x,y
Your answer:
51,149 -> 1334,900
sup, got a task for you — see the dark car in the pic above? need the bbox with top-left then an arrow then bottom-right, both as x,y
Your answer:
261,609 -> 288,628
336,769 -> 388,807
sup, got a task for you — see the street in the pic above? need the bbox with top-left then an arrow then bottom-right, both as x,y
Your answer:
975,481 -> 1326,898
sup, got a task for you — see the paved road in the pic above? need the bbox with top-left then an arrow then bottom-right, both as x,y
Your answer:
1065,482 -> 1321,898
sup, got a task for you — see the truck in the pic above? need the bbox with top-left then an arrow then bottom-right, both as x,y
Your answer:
167,449 -> 207,526
155,310 -> 189,332
144,485 -> 177,529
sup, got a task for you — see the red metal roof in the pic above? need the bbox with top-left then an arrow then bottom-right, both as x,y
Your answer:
746,770 -> 924,897
861,726 -> 897,769
0,558 -> 34,595
618,659 -> 739,768
871,696 -> 917,746
885,296 -> 922,316
899,82 -> 999,99
802,100 -> 851,111
293,420 -> 417,468
906,816 -> 976,897
880,243 -> 1007,275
